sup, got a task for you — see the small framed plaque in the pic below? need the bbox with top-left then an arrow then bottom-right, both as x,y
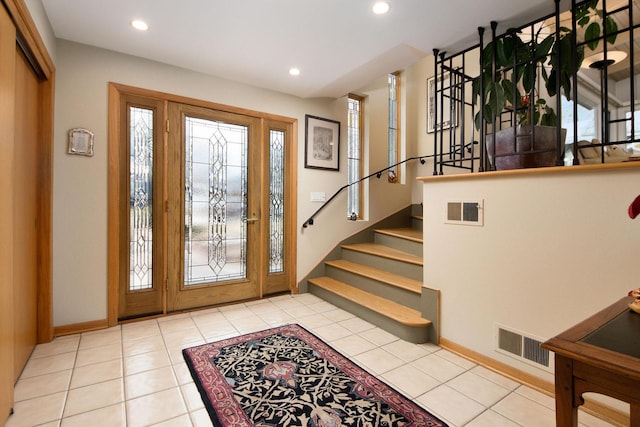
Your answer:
67,128 -> 94,157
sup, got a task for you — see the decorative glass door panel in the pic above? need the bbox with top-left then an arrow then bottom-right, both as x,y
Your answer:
184,117 -> 248,285
167,103 -> 261,311
130,106 -> 154,291
268,129 -> 284,274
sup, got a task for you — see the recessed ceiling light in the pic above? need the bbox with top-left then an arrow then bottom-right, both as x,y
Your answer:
373,2 -> 390,14
131,20 -> 149,31
289,67 -> 301,76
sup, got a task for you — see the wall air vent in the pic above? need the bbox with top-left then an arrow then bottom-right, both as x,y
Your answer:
498,327 -> 522,356
445,200 -> 483,226
495,324 -> 552,371
523,336 -> 550,367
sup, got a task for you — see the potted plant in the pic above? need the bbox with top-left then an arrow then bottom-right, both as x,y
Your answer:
474,0 -> 617,170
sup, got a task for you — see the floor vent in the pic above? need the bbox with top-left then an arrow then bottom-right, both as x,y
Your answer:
496,325 -> 552,371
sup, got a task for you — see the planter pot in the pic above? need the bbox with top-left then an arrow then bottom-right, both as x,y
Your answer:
486,125 -> 567,170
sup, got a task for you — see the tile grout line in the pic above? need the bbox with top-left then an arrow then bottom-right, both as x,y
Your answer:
56,332 -> 81,424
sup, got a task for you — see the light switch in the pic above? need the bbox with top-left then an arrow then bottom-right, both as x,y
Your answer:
310,192 -> 326,202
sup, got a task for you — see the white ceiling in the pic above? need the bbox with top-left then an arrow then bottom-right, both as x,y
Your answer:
40,0 -> 567,99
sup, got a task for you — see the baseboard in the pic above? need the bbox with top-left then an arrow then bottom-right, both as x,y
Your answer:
53,319 -> 109,337
439,337 -> 629,427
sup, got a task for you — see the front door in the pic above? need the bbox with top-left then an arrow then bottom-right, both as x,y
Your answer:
114,87 -> 294,320
166,103 -> 261,310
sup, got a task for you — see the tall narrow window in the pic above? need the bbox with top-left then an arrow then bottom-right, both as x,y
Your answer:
388,72 -> 400,183
347,94 -> 364,220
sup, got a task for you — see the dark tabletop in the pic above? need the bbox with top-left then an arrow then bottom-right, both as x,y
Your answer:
581,308 -> 640,359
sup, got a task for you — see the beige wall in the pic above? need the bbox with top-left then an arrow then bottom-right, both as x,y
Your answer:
422,166 -> 640,380
52,40 -> 413,326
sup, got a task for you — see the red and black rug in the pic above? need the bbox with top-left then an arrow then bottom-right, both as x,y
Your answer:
183,324 -> 448,426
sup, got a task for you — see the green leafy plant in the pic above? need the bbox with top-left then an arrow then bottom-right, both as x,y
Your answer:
517,95 -> 557,126
473,0 -> 618,130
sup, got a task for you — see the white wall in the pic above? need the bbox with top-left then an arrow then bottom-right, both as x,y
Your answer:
53,40 -> 415,326
422,166 -> 640,380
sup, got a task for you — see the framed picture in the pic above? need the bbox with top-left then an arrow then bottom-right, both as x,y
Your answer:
67,128 -> 94,156
427,74 -> 457,133
304,114 -> 340,171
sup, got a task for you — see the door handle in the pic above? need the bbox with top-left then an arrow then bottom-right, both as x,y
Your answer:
246,217 -> 259,223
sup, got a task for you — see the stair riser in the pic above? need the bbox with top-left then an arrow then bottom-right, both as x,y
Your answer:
341,250 -> 423,281
421,288 -> 440,343
325,266 -> 421,311
374,233 -> 422,257
412,217 -> 422,230
308,283 -> 430,344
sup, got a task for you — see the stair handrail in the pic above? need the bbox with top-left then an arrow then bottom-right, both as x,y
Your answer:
301,144 -> 476,229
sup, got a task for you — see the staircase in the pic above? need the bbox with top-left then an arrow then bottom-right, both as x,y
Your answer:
305,206 -> 440,344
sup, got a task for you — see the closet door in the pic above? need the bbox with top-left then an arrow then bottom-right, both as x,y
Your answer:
13,44 -> 40,380
0,4 -> 16,422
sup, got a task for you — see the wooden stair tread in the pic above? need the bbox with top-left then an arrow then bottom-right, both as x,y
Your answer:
375,227 -> 423,243
308,277 -> 431,328
341,243 -> 423,266
325,259 -> 422,294
412,215 -> 423,220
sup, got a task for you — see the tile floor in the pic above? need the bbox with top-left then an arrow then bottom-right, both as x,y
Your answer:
5,293 -> 617,427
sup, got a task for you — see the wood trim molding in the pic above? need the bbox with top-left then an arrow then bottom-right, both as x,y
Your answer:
36,73 -> 54,344
107,84 -> 121,327
439,337 -> 628,426
53,319 -> 109,337
439,337 -> 554,393
2,0 -> 55,344
288,119 -> 298,293
108,82 -> 296,124
2,0 -> 54,79
0,6 -> 16,421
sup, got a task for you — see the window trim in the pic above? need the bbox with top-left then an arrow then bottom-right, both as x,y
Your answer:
347,93 -> 364,220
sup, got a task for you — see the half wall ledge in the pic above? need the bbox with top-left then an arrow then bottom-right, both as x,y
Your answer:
417,161 -> 640,183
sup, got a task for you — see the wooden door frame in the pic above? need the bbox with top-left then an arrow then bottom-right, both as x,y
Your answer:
0,4 -> 16,420
107,83 -> 297,326
2,0 -> 55,344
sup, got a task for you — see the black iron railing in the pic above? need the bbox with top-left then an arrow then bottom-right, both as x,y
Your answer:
302,144 -> 476,229
431,0 -> 639,173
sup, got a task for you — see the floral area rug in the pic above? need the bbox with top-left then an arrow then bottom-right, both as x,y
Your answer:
183,324 -> 447,426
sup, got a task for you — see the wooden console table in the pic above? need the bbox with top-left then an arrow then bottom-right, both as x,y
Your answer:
542,297 -> 640,426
